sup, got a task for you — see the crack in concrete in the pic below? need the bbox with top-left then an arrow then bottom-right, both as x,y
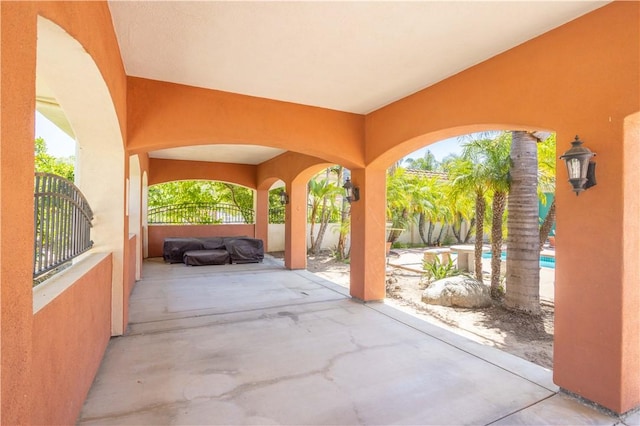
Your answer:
214,339 -> 401,403
78,400 -> 189,424
127,299 -> 344,336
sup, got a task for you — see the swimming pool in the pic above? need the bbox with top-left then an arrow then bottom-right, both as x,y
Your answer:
482,251 -> 556,269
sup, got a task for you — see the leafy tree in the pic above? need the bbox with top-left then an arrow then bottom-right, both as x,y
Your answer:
221,183 -> 254,223
148,180 -> 221,207
148,180 -> 254,224
34,137 -> 74,181
268,188 -> 286,224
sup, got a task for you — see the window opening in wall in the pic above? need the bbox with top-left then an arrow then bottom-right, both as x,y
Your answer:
148,180 -> 255,224
34,107 -> 80,285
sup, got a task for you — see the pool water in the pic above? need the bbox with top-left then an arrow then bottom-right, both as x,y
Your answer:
482,251 -> 555,269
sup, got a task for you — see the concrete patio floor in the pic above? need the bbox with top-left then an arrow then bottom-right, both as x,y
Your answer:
78,256 -> 637,425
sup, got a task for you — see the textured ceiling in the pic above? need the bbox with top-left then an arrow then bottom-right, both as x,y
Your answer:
149,145 -> 286,165
107,1 -> 608,164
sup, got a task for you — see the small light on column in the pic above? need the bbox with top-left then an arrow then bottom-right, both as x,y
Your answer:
343,178 -> 360,203
559,135 -> 597,196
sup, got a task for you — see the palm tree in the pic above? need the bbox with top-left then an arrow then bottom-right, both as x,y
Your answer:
426,181 -> 452,246
308,177 -> 341,254
470,133 -> 511,298
505,131 -> 541,314
442,155 -> 475,244
386,167 -> 413,244
448,150 -> 489,282
333,166 -> 351,260
537,134 -> 557,249
410,174 -> 439,245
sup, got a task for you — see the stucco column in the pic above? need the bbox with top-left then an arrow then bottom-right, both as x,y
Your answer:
284,181 -> 307,270
255,188 -> 269,250
1,4 -> 35,423
553,124 -> 640,414
349,168 -> 387,301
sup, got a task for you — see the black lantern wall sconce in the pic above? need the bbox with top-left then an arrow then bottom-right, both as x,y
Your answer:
279,189 -> 289,205
343,178 -> 360,203
559,135 -> 597,196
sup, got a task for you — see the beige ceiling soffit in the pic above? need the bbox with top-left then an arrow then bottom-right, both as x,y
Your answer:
36,95 -> 76,139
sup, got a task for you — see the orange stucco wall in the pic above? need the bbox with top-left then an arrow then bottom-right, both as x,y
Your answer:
1,2 -> 128,424
365,5 -> 638,168
259,153 -> 334,269
127,77 -> 366,169
1,0 -> 639,422
621,112 -> 640,409
348,168 -> 387,301
257,152 -> 333,187
148,158 -> 258,188
31,254 -> 112,425
1,4 -> 38,422
124,234 -> 137,327
363,2 -> 639,413
148,224 -> 257,258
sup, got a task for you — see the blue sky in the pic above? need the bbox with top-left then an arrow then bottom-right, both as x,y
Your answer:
35,112 -> 76,157
404,137 -> 463,162
36,111 -> 464,162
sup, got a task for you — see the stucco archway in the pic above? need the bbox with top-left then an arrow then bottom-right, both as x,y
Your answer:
36,16 -> 127,335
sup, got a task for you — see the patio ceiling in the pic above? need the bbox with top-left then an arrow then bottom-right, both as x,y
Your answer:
106,1 -> 609,166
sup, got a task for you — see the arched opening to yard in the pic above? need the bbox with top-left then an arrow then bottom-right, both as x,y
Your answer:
360,129 -> 558,369
145,179 -> 259,259
35,15 -> 126,333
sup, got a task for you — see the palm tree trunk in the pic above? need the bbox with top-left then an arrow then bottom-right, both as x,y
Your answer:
474,192 -> 485,282
388,209 -> 408,244
313,210 -> 330,254
309,203 -> 318,254
490,191 -> 507,298
435,223 -> 446,246
335,167 -> 349,259
539,199 -> 556,250
505,131 -> 541,314
464,218 -> 474,244
427,221 -> 435,245
418,213 -> 428,245
452,219 -> 462,243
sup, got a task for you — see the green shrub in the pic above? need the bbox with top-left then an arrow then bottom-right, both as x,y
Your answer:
391,242 -> 409,249
423,256 -> 460,284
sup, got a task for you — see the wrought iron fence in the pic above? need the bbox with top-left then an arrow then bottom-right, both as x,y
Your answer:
269,207 -> 285,224
148,203 -> 254,224
34,173 -> 94,279
269,205 -> 343,224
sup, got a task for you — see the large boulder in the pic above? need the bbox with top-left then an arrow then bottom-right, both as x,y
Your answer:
422,275 -> 491,308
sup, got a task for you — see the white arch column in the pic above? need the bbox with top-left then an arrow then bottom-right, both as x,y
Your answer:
142,171 -> 149,259
37,17 -> 127,335
128,155 -> 142,280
